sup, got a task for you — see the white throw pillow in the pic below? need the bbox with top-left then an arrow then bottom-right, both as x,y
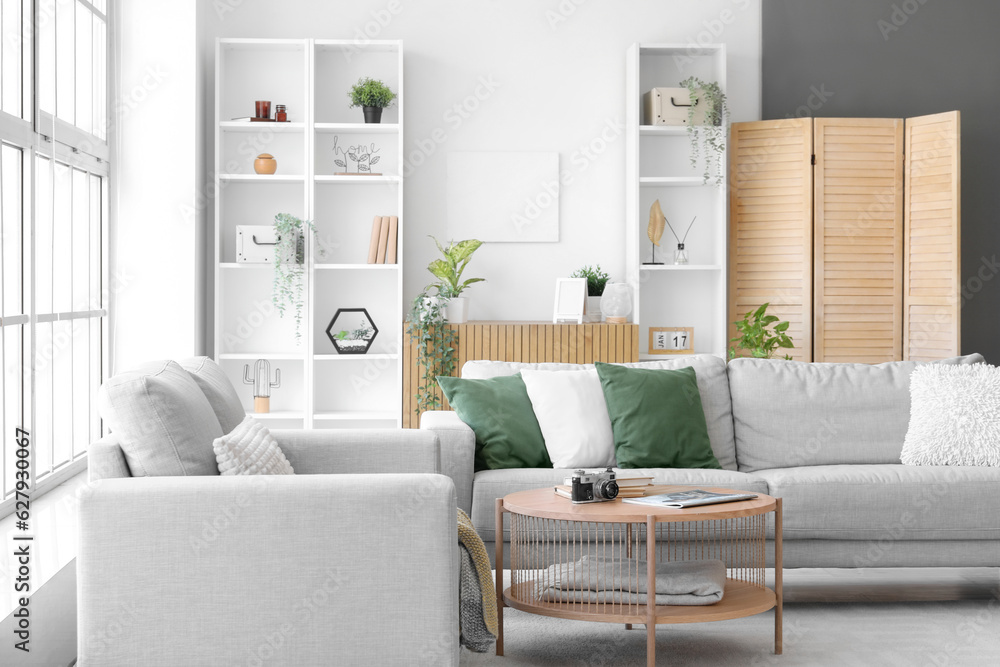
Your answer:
901,363 -> 1000,466
521,369 -> 615,468
214,415 -> 295,475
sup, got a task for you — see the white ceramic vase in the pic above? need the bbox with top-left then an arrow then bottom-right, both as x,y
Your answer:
446,297 -> 468,324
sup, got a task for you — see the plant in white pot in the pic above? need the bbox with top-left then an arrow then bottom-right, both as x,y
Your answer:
570,264 -> 610,322
428,237 -> 485,324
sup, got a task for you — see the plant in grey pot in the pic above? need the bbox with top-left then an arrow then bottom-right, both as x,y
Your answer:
347,77 -> 396,124
428,237 -> 485,324
570,264 -> 610,322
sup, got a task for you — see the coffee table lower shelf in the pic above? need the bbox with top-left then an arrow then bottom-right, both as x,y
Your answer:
503,578 -> 776,624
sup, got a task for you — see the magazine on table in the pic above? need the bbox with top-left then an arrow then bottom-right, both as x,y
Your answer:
622,489 -> 758,509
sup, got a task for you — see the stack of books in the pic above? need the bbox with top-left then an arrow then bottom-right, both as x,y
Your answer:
615,475 -> 655,498
366,215 -> 399,264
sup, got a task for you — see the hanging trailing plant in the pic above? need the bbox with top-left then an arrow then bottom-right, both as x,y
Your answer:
405,288 -> 459,415
272,213 -> 320,342
680,76 -> 729,185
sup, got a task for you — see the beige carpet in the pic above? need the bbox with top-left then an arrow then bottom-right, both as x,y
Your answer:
462,568 -> 1000,666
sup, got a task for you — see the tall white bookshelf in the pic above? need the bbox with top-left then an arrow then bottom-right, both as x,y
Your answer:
214,38 -> 404,429
625,44 -> 728,358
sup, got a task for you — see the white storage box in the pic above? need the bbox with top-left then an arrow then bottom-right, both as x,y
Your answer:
643,87 -> 709,126
237,226 -> 303,264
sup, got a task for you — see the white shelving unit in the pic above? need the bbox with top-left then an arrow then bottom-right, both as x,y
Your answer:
625,43 -> 728,358
214,38 -> 404,429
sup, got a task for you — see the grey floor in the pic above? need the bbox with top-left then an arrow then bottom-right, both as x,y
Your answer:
461,568 -> 1000,666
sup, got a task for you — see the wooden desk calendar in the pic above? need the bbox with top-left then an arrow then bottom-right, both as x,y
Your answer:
649,327 -> 694,355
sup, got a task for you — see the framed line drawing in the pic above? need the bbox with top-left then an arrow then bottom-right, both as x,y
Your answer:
649,327 -> 694,355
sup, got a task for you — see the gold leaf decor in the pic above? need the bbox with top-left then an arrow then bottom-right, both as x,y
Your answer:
648,199 -> 666,246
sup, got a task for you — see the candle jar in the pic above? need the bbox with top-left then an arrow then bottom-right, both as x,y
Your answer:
255,100 -> 271,119
275,105 -> 287,122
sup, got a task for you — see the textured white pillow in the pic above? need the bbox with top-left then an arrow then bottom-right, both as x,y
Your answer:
214,415 -> 295,475
901,363 -> 1000,466
521,369 -> 615,468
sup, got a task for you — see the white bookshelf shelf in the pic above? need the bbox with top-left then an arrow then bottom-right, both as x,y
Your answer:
639,125 -> 689,136
219,173 -> 305,182
639,176 -> 707,187
214,38 -> 404,429
314,353 -> 399,361
220,121 -> 305,132
246,411 -> 305,420
314,174 -> 400,184
314,263 -> 399,270
313,411 -> 397,421
639,264 -> 723,271
315,122 -> 399,134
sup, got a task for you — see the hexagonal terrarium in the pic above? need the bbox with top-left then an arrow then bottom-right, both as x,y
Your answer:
326,308 -> 378,354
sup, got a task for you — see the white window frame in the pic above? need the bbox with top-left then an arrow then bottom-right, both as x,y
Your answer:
0,0 -> 112,516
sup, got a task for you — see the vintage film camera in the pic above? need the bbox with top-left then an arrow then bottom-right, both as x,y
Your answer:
566,467 -> 619,503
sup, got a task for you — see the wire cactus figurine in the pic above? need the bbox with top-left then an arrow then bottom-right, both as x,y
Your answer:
244,359 -> 281,414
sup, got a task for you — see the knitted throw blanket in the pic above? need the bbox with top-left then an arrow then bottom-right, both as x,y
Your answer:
458,509 -> 498,652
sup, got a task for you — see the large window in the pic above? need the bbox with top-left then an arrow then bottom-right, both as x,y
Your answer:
1,0 -> 109,511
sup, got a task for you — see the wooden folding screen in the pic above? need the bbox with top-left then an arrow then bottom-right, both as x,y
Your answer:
728,119 -> 814,361
813,118 -> 903,362
729,113 -> 960,363
903,111 -> 961,360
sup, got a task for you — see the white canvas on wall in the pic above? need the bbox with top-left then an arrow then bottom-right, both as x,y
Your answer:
447,152 -> 559,242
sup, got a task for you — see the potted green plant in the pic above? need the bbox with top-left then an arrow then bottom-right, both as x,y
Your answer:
272,213 -> 320,341
570,264 -> 610,322
428,237 -> 485,324
679,76 -> 729,185
347,77 -> 397,124
405,290 -> 458,416
729,302 -> 794,360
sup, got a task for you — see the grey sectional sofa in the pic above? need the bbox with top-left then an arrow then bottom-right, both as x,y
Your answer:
422,353 -> 1000,569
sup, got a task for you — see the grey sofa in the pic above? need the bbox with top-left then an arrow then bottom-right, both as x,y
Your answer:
82,402 -> 460,663
422,353 -> 1000,569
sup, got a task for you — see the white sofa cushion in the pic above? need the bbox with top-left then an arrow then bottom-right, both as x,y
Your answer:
179,356 -> 246,433
728,354 -> 985,472
98,360 -> 222,477
461,355 -> 738,470
214,415 -> 294,475
520,368 -> 615,468
902,363 -> 1000,466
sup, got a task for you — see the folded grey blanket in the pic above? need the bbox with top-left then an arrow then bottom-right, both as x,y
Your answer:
537,556 -> 726,606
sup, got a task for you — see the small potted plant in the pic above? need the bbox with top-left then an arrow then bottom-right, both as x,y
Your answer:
570,265 -> 610,322
427,237 -> 485,324
326,309 -> 378,354
679,76 -> 729,185
272,213 -> 320,341
348,77 -> 397,124
729,302 -> 794,360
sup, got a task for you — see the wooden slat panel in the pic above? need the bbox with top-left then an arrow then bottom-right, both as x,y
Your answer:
814,118 -> 903,363
729,119 -> 814,361
904,111 -> 961,360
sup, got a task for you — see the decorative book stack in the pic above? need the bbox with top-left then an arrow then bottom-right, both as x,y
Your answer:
367,215 -> 399,264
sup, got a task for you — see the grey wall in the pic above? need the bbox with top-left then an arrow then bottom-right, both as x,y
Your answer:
762,0 -> 1000,362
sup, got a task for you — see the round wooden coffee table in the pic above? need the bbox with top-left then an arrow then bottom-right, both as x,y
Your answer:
494,486 -> 782,667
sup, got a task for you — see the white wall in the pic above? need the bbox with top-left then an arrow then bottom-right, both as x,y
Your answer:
113,0 -> 202,371
200,0 -> 760,333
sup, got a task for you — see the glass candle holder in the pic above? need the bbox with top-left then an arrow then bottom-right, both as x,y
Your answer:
674,243 -> 689,265
255,100 -> 271,119
600,282 -> 633,324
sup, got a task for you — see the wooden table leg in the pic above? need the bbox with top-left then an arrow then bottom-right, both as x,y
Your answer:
646,516 -> 656,667
775,498 -> 783,655
496,498 -> 505,657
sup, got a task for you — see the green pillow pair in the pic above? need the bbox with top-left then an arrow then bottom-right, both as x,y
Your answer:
437,364 -> 719,471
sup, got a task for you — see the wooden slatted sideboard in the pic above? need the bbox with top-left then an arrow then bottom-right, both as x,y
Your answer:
402,321 -> 639,428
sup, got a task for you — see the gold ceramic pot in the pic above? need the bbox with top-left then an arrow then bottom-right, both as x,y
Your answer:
254,153 -> 277,175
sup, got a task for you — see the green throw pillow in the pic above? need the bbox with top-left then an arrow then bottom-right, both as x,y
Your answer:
437,374 -> 552,471
594,362 -> 720,469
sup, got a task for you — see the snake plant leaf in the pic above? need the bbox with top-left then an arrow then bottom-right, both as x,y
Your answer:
648,199 -> 666,246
